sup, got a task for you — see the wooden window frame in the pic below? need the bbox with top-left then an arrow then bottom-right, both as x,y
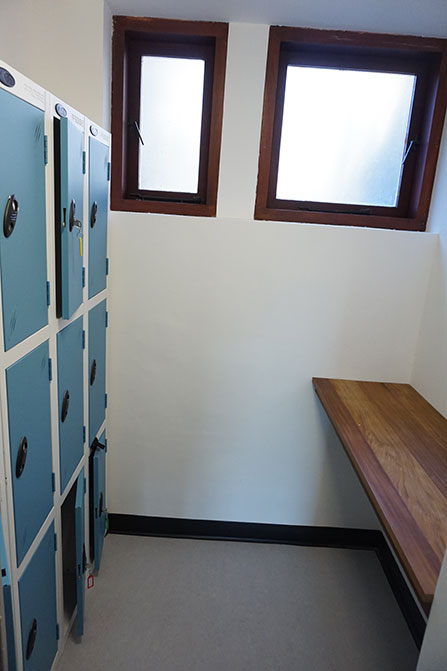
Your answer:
255,27 -> 447,231
111,16 -> 228,216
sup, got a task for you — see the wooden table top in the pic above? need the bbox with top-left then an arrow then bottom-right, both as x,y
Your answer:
313,378 -> 447,607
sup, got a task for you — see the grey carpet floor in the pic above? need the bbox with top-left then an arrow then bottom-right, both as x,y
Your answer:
56,535 -> 419,671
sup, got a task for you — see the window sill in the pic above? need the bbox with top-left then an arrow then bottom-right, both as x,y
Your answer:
110,193 -> 216,217
254,205 -> 426,231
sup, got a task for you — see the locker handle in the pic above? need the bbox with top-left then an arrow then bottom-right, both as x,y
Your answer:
15,437 -> 28,478
3,194 -> 19,238
61,390 -> 70,422
82,544 -> 87,574
99,492 -> 104,517
91,201 -> 98,228
91,437 -> 105,453
69,199 -> 82,232
26,618 -> 37,660
90,359 -> 97,386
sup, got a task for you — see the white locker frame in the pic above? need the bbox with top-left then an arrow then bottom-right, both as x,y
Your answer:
0,59 -> 110,671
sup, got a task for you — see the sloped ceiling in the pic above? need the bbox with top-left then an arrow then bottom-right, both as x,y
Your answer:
105,0 -> 447,37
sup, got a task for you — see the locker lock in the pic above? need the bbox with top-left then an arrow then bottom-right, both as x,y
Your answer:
61,390 -> 70,422
26,618 -> 37,660
3,194 -> 19,238
69,199 -> 82,232
90,359 -> 97,386
91,201 -> 98,228
15,436 -> 28,478
55,103 -> 67,118
0,67 -> 15,88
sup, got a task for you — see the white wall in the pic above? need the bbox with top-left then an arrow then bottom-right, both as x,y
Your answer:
412,120 -> 447,416
0,0 -> 105,124
412,120 -> 447,670
106,210 -> 435,524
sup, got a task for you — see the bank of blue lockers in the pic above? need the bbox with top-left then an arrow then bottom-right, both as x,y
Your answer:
0,59 -> 110,671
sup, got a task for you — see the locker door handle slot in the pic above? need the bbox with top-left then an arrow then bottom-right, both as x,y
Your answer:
69,199 -> 82,232
99,492 -> 104,517
16,436 -> 28,478
61,390 -> 70,422
82,544 -> 87,574
26,618 -> 37,660
90,359 -> 97,386
90,201 -> 98,228
3,194 -> 19,238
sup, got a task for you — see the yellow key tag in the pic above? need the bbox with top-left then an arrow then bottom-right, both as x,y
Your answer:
80,237 -> 83,257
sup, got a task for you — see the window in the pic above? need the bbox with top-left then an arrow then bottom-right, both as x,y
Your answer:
255,27 -> 447,230
111,17 -> 228,216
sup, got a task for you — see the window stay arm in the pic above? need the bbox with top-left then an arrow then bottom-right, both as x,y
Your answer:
129,120 -> 145,146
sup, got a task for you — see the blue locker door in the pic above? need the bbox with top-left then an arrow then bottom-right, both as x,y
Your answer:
18,523 -> 57,671
92,431 -> 106,572
59,116 -> 84,319
6,342 -> 53,565
0,88 -> 48,350
88,301 -> 106,444
0,513 -> 16,671
75,472 -> 85,637
88,137 -> 108,298
57,316 -> 84,492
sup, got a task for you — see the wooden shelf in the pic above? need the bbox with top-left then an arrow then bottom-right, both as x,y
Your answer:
313,378 -> 447,608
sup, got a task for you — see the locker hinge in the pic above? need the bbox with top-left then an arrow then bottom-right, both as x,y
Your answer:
56,623 -> 60,640
105,393 -> 108,409
82,267 -> 86,288
105,311 -> 109,328
105,438 -> 108,453
54,533 -> 57,552
82,330 -> 86,350
106,257 -> 110,276
82,151 -> 86,174
46,281 -> 51,306
52,473 -> 56,492
44,135 -> 48,165
107,161 -> 111,181
48,358 -> 53,381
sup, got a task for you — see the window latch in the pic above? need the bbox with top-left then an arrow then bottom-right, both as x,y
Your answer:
129,120 -> 145,146
401,139 -> 417,166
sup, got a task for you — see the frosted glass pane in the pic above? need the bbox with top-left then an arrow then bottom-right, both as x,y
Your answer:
276,67 -> 416,207
139,56 -> 205,193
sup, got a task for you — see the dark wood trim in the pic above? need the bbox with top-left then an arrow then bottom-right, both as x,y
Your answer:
111,16 -> 228,217
108,513 -> 426,647
255,26 -> 447,230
